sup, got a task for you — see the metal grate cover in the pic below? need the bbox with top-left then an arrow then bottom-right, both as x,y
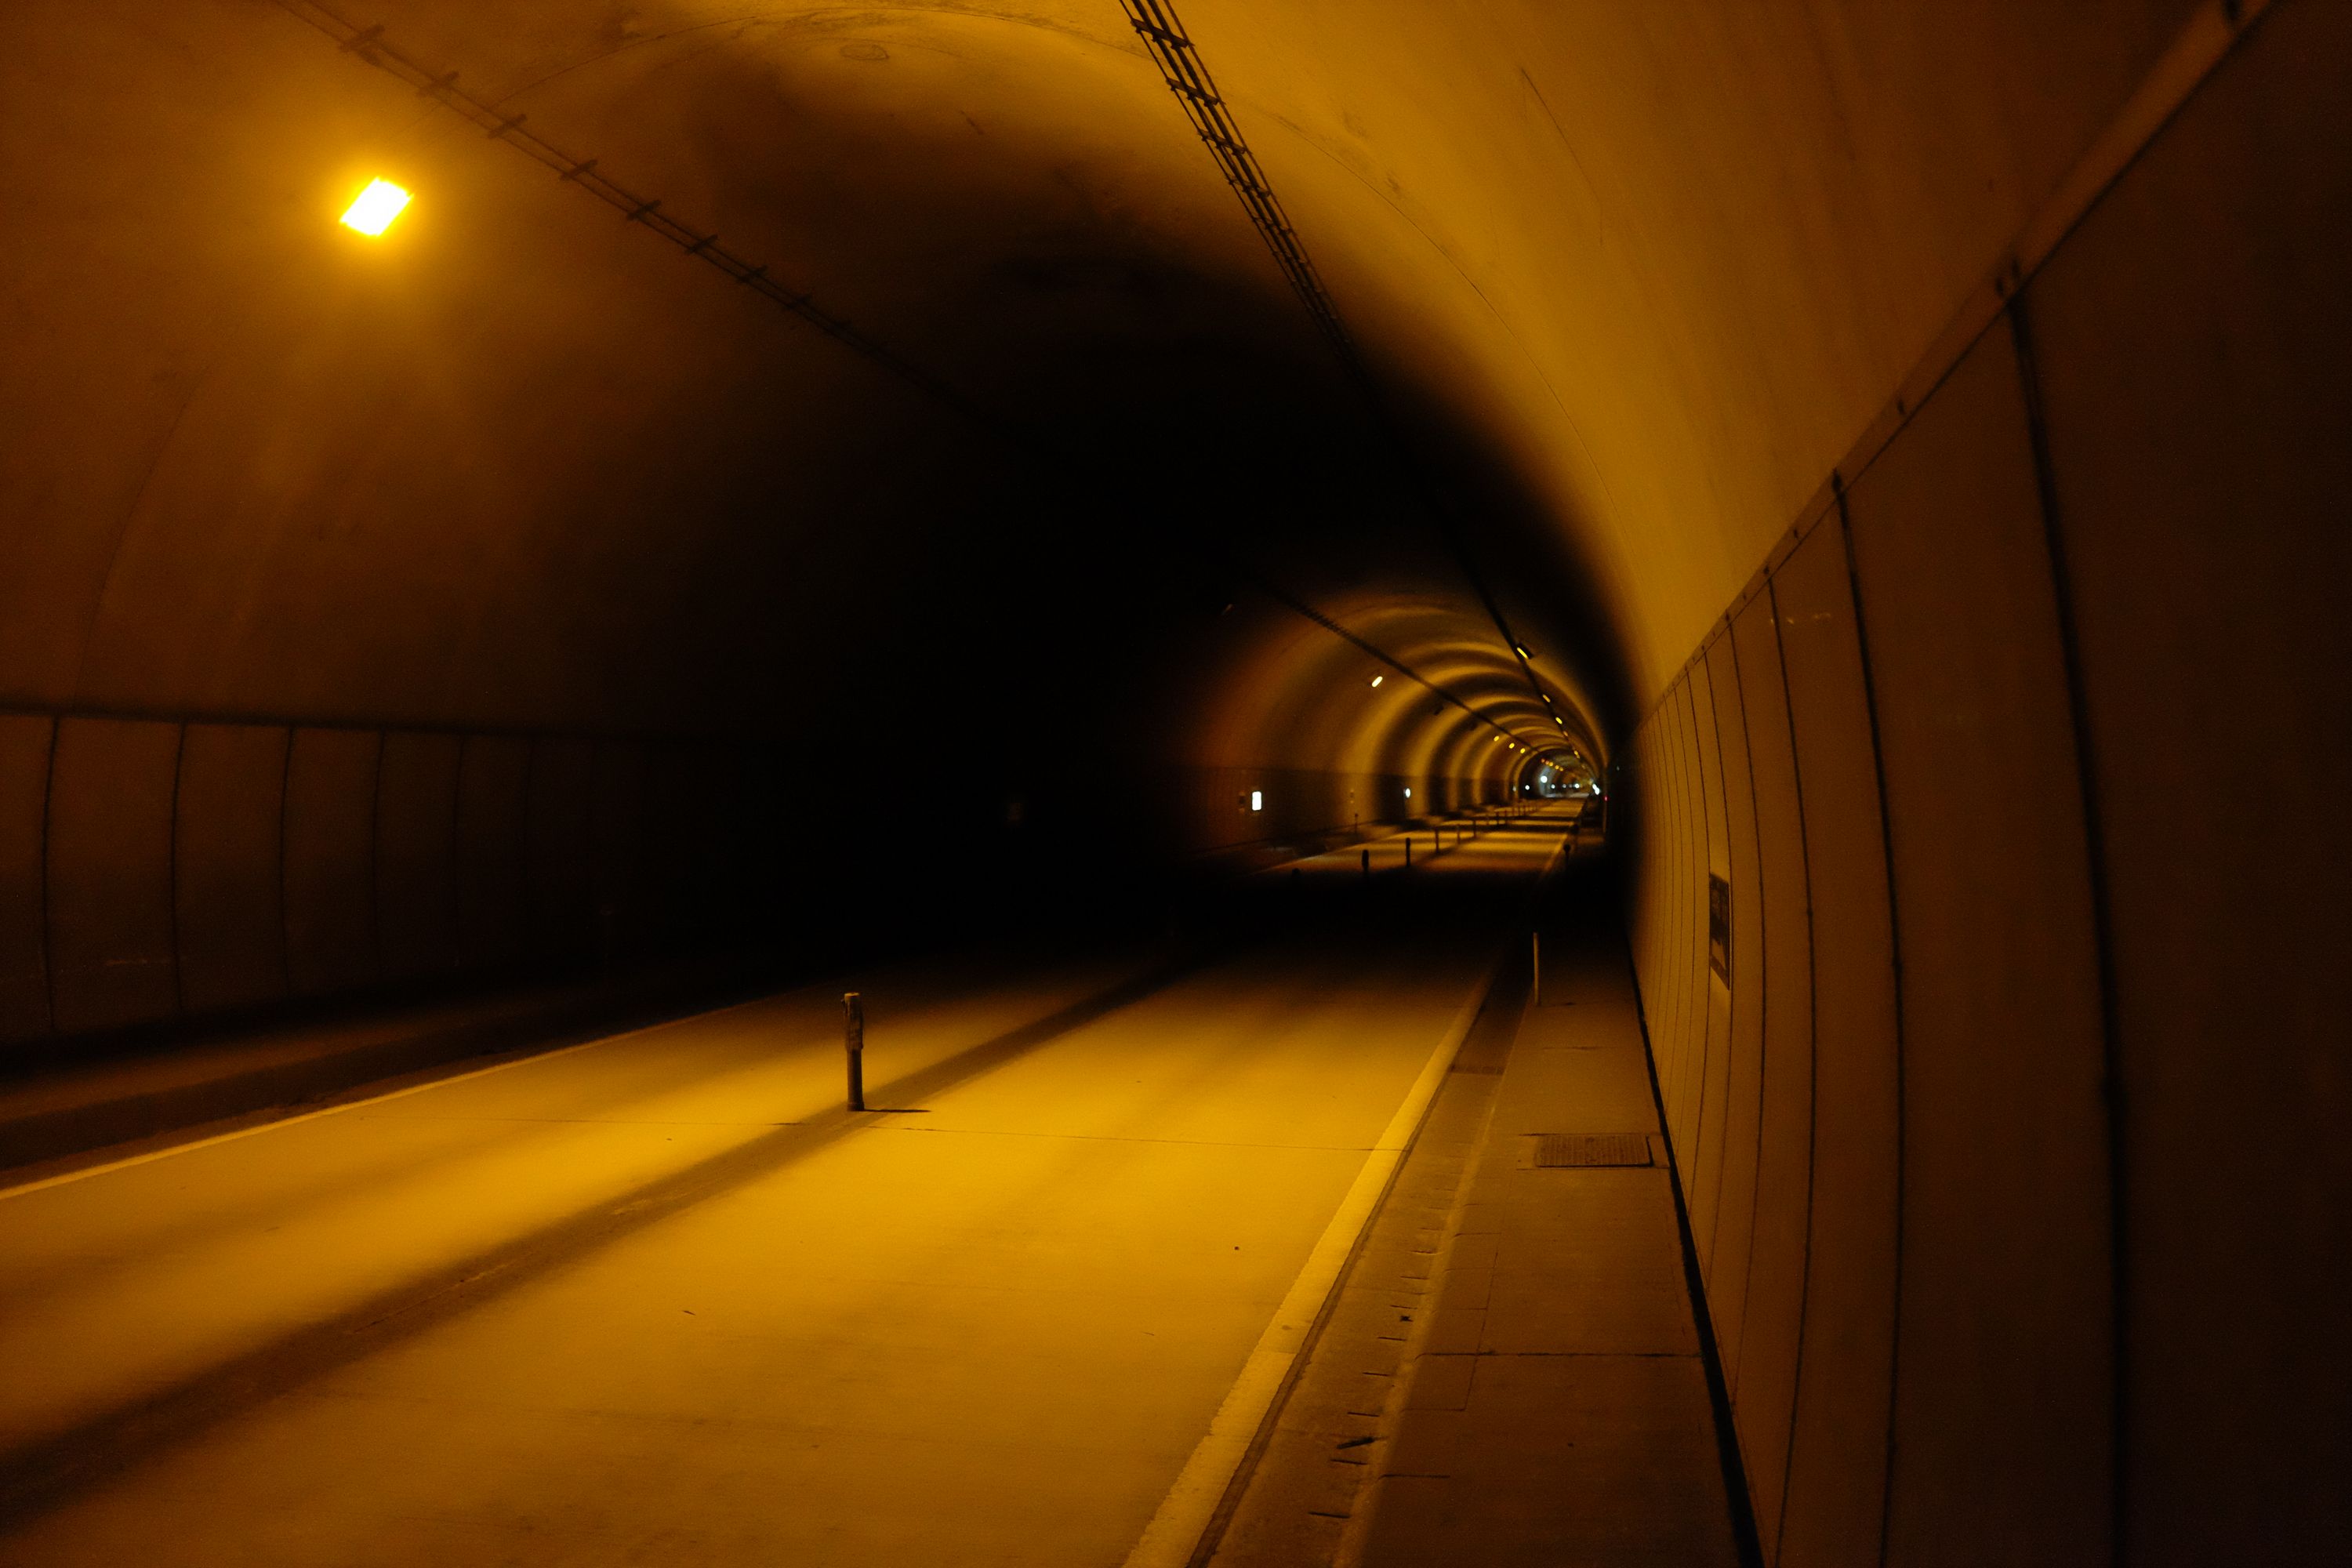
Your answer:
1530,1133 -> 1652,1168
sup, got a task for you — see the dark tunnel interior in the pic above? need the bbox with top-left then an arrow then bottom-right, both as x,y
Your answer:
1,2 -> 2347,1564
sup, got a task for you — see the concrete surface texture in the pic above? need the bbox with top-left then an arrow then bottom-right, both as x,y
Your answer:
0,872 -> 1539,1563
2,0 -> 2347,1562
1628,9 -> 2350,1559
1210,875 -> 1744,1568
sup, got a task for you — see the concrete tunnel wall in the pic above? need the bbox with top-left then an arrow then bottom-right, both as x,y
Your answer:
2,0 -> 2347,1562
0,712 -> 761,1044
2,0 -> 1586,1052
1627,6 -> 2350,1562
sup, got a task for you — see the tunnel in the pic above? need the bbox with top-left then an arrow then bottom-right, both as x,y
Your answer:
0,0 -> 2345,1563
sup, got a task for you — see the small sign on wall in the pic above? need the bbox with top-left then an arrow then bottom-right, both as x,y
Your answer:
1708,873 -> 1731,985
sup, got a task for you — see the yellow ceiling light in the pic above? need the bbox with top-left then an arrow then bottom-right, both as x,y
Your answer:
340,178 -> 412,236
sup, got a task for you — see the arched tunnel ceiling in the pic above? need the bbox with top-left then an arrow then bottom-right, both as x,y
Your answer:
2,0 -> 2190,790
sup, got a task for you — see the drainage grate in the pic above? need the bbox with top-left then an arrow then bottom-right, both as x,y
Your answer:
1530,1133 -> 1652,1168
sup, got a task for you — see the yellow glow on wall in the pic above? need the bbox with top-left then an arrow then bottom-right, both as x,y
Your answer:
339,179 -> 412,236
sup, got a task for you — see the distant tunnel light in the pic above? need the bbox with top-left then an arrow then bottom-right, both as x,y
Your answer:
1370,674 -> 1384,687
1250,789 -> 1264,812
340,179 -> 412,236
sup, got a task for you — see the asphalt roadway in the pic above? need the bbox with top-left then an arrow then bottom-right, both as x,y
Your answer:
0,811 -> 1571,1566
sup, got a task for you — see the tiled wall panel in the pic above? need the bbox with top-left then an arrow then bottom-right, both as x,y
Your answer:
174,724 -> 289,1015
1588,5 -> 2349,1561
0,717 -> 53,1043
1724,589 -> 1813,1551
456,736 -> 530,969
1644,715 -> 1675,1098
591,743 -> 651,956
2025,5 -> 2352,1553
1847,324 -> 2113,1566
0,704 -> 749,1054
1688,653 -> 1735,1267
526,738 -> 598,960
1665,681 -> 1703,1161
1700,632 -> 1766,1388
1773,517 -> 1902,1565
282,728 -> 379,997
376,732 -> 460,982
45,718 -> 180,1033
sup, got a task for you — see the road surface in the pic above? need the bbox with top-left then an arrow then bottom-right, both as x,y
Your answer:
0,817 -> 1569,1566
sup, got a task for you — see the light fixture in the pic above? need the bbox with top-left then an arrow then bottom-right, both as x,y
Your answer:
1250,789 -> 1263,812
1370,674 -> 1384,688
340,178 -> 413,236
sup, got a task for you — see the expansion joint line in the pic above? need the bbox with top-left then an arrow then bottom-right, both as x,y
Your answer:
271,0 -> 998,435
1118,0 -> 1572,763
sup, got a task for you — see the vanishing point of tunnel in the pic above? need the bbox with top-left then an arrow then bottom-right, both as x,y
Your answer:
0,2 -> 2345,1564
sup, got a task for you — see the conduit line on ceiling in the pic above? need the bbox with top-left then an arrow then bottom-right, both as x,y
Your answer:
1118,0 -> 1356,368
1118,0 -> 1572,763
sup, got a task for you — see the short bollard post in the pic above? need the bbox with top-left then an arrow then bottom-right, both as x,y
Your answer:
1531,932 -> 1542,1006
1405,836 -> 1412,868
842,990 -> 866,1112
1361,847 -> 1370,879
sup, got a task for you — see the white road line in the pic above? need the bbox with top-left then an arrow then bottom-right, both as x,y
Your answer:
0,997 -> 766,1204
1119,953 -> 1503,1568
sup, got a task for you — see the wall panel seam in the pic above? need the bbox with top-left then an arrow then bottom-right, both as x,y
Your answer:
1685,678 -> 1715,1185
1835,482 -> 1911,1568
1765,575 -> 1820,1564
1698,645 -> 1737,1275
519,738 -> 539,961
2009,293 -> 2129,1566
1623,847 -> 1768,1568
451,735 -> 469,973
1722,620 -> 1769,1414
1663,710 -> 1682,1115
366,730 -> 387,981
1632,0 -> 2281,724
165,721 -> 189,1019
275,725 -> 296,995
35,716 -> 60,1036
